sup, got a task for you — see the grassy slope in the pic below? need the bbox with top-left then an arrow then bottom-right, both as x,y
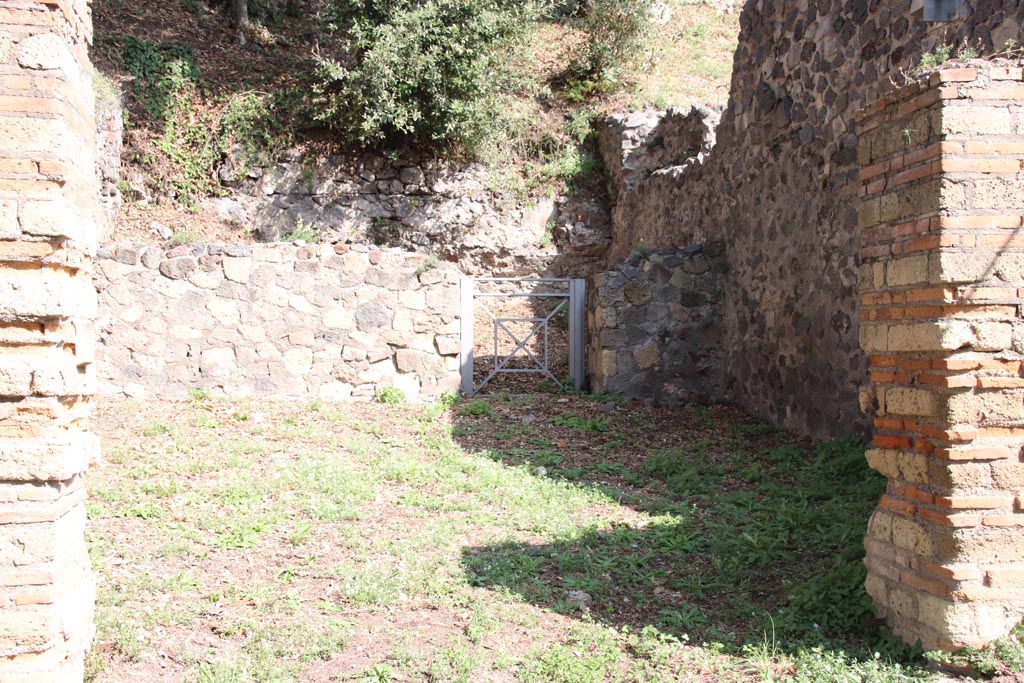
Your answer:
91,0 -> 739,242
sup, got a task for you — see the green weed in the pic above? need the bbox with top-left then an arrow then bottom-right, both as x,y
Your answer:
547,413 -> 609,432
375,385 -> 406,404
458,398 -> 493,418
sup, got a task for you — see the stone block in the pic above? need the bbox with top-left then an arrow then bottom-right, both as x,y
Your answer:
890,516 -> 934,556
0,200 -> 18,239
187,268 -> 222,290
159,257 -> 198,280
884,387 -> 941,417
972,322 -> 1013,352
288,295 -> 315,314
859,323 -> 888,353
434,334 -> 459,356
319,381 -> 353,400
0,361 -> 32,397
990,460 -> 1024,489
17,33 -> 74,71
948,390 -> 1024,423
355,303 -> 390,331
942,106 -> 1014,136
0,433 -> 97,482
392,309 -> 414,332
0,117 -> 70,157
199,347 -> 236,379
207,298 -> 240,326
283,347 -> 313,375
887,320 -> 973,352
887,254 -> 929,287
393,372 -> 421,400
18,200 -> 80,240
222,256 -> 252,283
974,179 -> 1024,210
632,342 -> 659,369
113,245 -> 143,266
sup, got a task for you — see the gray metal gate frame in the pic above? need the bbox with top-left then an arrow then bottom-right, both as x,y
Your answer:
460,277 -> 586,397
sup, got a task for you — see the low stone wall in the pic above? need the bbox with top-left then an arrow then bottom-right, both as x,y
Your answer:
95,242 -> 462,401
588,245 -> 728,404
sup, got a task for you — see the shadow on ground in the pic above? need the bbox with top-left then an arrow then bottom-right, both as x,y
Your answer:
449,397 -> 903,661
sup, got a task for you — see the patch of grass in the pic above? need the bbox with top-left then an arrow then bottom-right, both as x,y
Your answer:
89,396 -> 937,682
521,622 -> 623,683
426,640 -> 479,683
375,385 -> 406,404
142,419 -> 173,436
457,398 -> 493,418
187,387 -> 212,404
547,413 -> 609,432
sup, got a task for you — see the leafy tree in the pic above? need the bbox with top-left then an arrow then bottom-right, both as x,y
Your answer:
310,0 -> 538,152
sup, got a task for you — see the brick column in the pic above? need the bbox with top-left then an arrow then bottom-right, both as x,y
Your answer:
0,1 -> 99,680
858,65 -> 1024,650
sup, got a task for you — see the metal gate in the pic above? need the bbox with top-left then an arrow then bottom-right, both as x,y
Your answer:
460,277 -> 586,397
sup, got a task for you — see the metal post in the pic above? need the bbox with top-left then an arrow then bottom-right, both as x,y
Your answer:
569,278 -> 586,393
460,277 -> 475,396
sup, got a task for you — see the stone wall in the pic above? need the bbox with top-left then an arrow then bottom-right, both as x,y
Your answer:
206,150 -> 608,278
858,64 -> 1024,651
93,70 -> 121,242
95,242 -> 462,401
0,0 -> 100,680
588,245 -> 728,404
601,0 -> 1023,438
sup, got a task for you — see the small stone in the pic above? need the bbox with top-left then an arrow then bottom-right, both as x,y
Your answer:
334,243 -> 350,255
150,221 -> 172,239
198,254 -> 222,271
159,256 -> 198,280
566,590 -> 592,611
399,166 -> 425,186
224,244 -> 251,257
165,245 -> 189,258
368,248 -> 383,265
114,244 -> 143,265
140,247 -> 162,269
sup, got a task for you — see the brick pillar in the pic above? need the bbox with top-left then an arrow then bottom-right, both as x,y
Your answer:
0,1 -> 99,680
858,65 -> 1024,650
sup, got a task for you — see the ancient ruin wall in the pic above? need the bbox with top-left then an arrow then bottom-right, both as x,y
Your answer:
604,0 -> 1023,438
858,64 -> 1024,650
95,242 -> 462,401
588,245 -> 729,404
0,0 -> 100,679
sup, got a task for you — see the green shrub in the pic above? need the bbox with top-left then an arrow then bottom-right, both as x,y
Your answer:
104,35 -> 283,205
311,0 -> 538,152
566,0 -> 653,91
